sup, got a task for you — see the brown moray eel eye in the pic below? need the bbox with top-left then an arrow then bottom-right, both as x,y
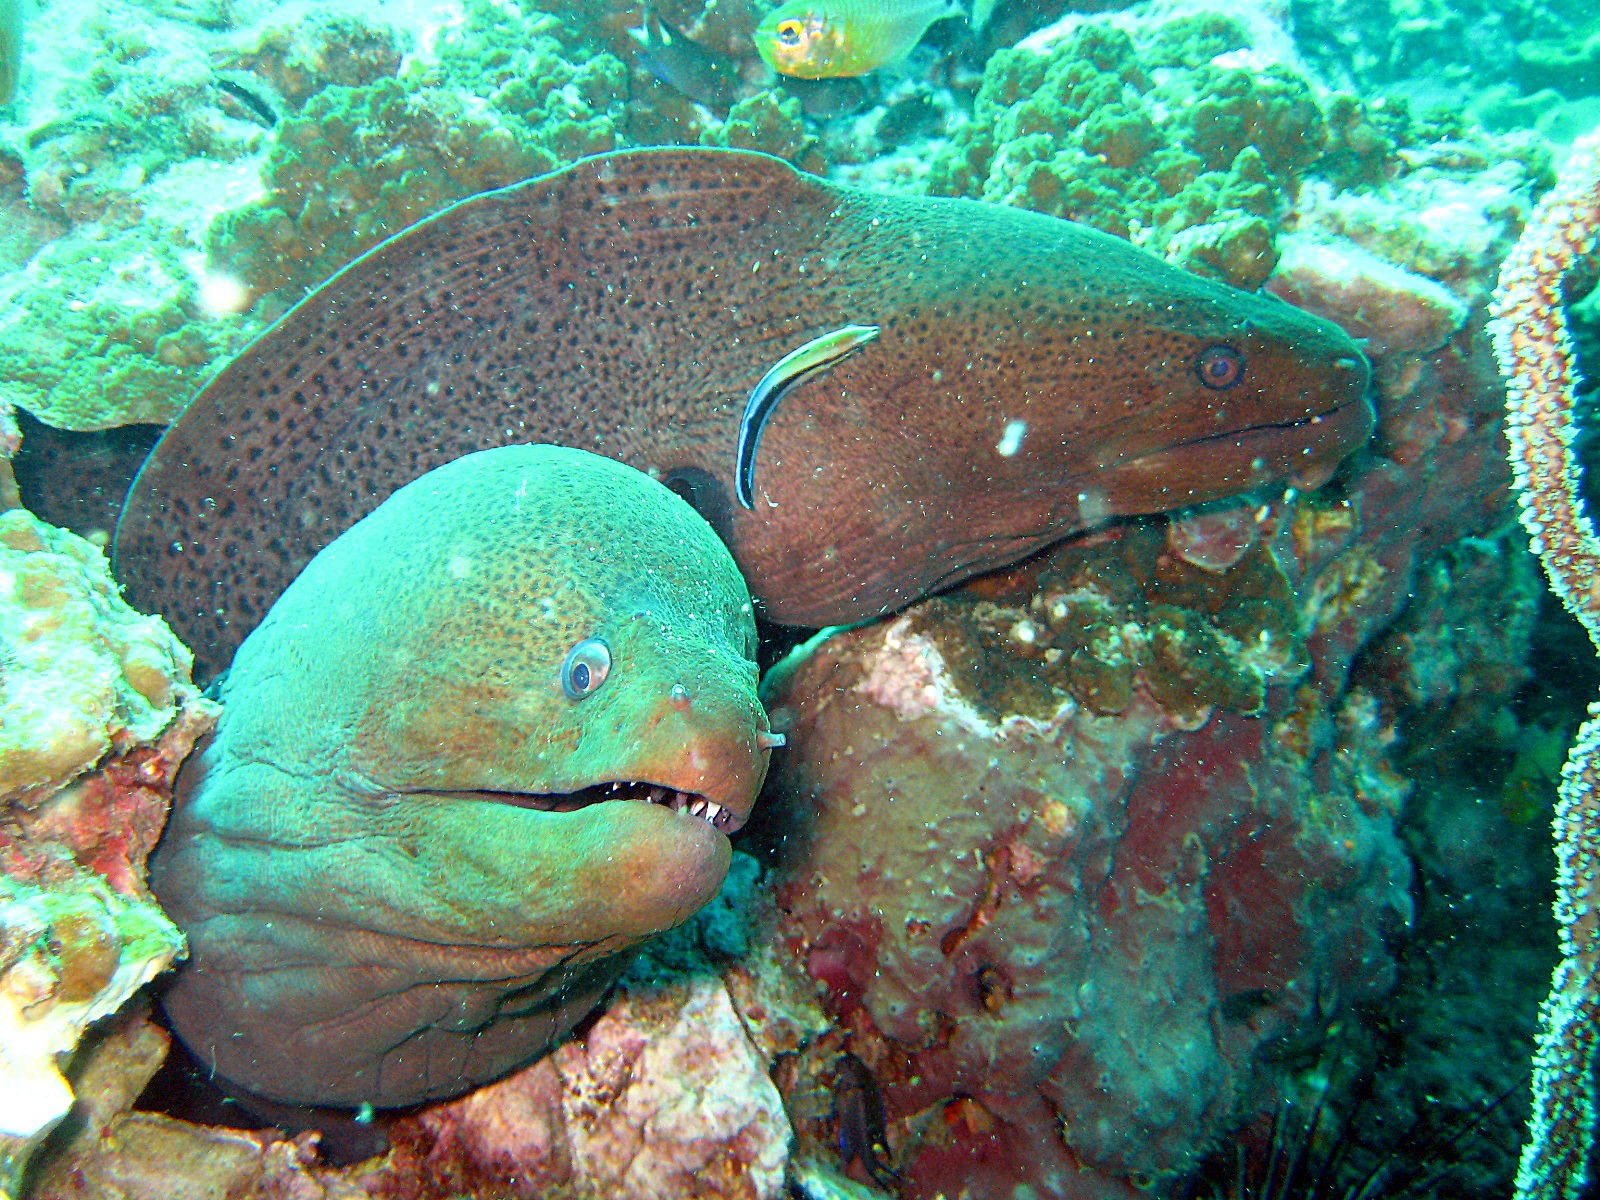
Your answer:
1195,344 -> 1246,390
561,637 -> 612,699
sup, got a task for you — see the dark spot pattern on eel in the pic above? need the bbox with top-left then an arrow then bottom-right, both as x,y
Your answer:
114,147 -> 1373,681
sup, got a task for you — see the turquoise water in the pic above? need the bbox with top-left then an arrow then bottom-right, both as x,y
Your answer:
2,0 -> 1598,1197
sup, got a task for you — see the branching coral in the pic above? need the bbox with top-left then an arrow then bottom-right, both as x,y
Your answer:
1489,127 -> 1600,1200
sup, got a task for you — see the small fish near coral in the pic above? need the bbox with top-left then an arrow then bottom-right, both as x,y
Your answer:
149,444 -> 778,1108
114,148 -> 1373,682
631,3 -> 736,107
753,0 -> 965,78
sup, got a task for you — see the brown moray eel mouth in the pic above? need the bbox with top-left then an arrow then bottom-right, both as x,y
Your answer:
421,779 -> 745,833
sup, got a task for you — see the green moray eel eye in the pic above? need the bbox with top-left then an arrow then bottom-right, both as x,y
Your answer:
561,637 -> 612,699
1195,344 -> 1245,390
776,17 -> 804,45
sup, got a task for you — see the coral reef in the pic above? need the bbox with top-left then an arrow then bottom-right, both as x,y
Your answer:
0,2 -> 1575,1198
0,510 -> 195,801
1288,0 -> 1600,142
920,8 -> 1547,293
701,90 -> 817,167
0,509 -> 208,1195
208,2 -> 630,302
0,223 -> 234,430
924,15 -> 1331,287
206,0 -> 823,308
32,874 -> 816,1200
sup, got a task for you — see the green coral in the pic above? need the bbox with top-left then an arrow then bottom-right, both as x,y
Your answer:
207,0 -> 630,302
923,17 -> 1381,290
217,10 -> 407,112
700,91 -> 814,165
0,227 -> 244,431
25,7 -> 266,223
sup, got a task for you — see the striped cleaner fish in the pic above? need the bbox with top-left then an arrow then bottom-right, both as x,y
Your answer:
754,0 -> 964,78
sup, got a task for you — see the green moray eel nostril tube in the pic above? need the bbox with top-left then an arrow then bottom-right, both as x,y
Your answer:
148,444 -> 772,1109
114,147 -> 1373,681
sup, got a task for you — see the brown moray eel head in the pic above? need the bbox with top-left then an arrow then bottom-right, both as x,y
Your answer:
113,147 -> 1372,679
149,445 -> 772,1109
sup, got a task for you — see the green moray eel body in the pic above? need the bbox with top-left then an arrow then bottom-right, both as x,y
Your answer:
149,444 -> 771,1108
114,147 -> 1372,680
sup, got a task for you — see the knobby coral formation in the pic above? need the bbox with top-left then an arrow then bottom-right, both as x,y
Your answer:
0,507 -> 210,1194
1489,127 -> 1600,1200
922,8 -> 1550,296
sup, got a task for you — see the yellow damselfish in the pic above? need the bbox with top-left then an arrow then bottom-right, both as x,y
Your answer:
753,0 -> 964,79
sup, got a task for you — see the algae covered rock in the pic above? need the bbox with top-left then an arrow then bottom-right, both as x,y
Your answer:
0,508 -> 209,1197
701,90 -> 816,165
0,223 -> 241,431
755,517 -> 1412,1197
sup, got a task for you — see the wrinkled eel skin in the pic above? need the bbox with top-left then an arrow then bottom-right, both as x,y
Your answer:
149,445 -> 773,1108
115,147 -> 1372,680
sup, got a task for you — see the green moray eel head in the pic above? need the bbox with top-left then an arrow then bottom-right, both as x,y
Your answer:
150,445 -> 771,1109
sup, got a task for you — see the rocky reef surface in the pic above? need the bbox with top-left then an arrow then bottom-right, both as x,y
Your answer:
0,0 -> 1581,1196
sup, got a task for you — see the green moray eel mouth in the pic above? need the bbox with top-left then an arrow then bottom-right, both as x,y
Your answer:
425,779 -> 746,833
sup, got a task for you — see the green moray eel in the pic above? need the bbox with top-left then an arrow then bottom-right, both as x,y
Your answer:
114,147 -> 1372,680
149,444 -> 775,1108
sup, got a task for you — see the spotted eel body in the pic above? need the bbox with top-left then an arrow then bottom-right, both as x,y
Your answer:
115,147 -> 1371,679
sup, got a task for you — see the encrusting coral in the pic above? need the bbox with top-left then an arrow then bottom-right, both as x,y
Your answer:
920,9 -> 1546,294
754,516 -> 1415,1197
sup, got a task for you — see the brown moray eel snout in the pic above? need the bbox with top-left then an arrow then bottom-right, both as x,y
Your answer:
114,147 -> 1372,679
738,256 -> 1373,615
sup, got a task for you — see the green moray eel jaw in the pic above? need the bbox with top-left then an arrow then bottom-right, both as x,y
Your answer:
421,779 -> 752,833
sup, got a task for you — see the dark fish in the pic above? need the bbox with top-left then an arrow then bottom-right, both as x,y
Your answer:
633,6 -> 736,107
114,147 -> 1373,679
835,1052 -> 897,1187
